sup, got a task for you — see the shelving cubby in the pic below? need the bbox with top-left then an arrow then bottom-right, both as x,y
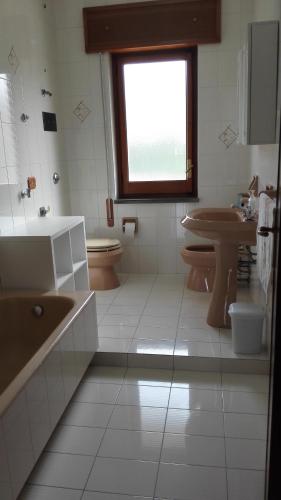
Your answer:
0,217 -> 89,292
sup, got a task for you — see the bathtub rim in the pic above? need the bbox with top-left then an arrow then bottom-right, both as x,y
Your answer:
0,289 -> 95,416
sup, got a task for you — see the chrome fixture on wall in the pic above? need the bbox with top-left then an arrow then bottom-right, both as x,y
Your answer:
41,88 -> 52,97
20,113 -> 29,122
20,188 -> 31,199
39,206 -> 50,217
52,172 -> 60,184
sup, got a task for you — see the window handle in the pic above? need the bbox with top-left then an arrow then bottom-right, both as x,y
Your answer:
186,159 -> 193,179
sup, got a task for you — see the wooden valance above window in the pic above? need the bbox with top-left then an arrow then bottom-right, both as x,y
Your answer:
83,0 -> 221,53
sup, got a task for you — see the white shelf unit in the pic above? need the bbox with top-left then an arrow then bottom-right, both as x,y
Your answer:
0,217 -> 89,292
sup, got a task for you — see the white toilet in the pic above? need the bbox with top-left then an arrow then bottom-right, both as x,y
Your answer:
86,238 -> 123,290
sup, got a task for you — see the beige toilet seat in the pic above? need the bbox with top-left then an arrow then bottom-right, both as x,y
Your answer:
87,238 -> 121,252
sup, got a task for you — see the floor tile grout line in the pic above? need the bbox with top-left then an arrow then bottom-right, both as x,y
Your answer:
222,375 -> 229,500
172,276 -> 186,368
126,274 -> 160,362
80,382 -> 122,495
151,383 -> 172,499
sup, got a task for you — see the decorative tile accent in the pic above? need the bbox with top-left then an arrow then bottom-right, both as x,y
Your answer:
73,101 -> 91,122
8,47 -> 19,73
218,125 -> 238,148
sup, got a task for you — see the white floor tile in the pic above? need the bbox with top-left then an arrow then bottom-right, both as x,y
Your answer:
222,373 -> 269,393
99,429 -> 163,461
156,462 -> 227,500
106,305 -> 145,316
139,315 -> 179,328
124,368 -> 172,387
98,325 -> 137,340
225,438 -> 266,470
180,306 -> 208,318
82,493 -> 152,500
161,433 -> 225,466
29,452 -> 94,489
74,382 -> 121,404
86,457 -> 158,496
174,340 -> 221,357
172,370 -> 221,390
142,305 -> 180,317
19,485 -> 82,500
95,291 -> 119,305
145,298 -> 182,307
224,413 -> 267,440
165,409 -> 224,436
117,385 -> 170,407
46,425 -> 104,456
61,402 -> 113,428
96,305 -> 110,315
223,391 -> 268,414
178,317 -> 219,331
101,315 -> 140,326
98,339 -> 131,353
129,340 -> 174,356
177,325 -> 220,342
109,405 -> 167,432
227,469 -> 265,500
169,387 -> 223,411
85,366 -> 127,384
134,325 -> 177,340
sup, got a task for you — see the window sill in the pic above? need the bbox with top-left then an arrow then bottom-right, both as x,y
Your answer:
114,197 -> 199,204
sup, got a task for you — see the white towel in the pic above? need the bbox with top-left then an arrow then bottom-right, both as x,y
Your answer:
257,193 -> 276,299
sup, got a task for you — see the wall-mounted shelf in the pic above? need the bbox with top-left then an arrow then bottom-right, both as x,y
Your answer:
0,216 -> 89,292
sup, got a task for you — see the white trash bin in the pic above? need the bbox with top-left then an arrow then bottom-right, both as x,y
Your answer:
228,302 -> 265,354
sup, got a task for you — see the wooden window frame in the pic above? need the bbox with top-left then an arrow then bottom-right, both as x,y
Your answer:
112,47 -> 198,200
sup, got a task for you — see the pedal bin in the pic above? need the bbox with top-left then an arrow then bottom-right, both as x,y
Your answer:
228,302 -> 265,354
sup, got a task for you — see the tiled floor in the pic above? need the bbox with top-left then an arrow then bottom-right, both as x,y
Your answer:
95,274 -> 268,370
20,366 -> 269,500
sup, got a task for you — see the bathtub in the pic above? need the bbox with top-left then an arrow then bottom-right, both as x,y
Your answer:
0,290 -> 98,500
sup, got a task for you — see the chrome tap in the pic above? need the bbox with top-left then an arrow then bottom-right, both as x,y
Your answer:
20,188 -> 31,199
39,206 -> 50,217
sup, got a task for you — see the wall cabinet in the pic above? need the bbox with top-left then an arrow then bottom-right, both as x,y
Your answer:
238,21 -> 279,145
0,216 -> 89,291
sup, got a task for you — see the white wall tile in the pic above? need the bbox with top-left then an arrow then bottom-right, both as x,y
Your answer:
53,0 -> 254,273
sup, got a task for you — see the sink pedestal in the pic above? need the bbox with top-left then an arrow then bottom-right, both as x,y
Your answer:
207,242 -> 239,328
180,207 -> 257,329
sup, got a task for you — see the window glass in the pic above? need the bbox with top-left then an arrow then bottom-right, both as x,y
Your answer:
123,60 -> 187,182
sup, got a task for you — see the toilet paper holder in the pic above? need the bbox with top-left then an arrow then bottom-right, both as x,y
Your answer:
122,217 -> 138,233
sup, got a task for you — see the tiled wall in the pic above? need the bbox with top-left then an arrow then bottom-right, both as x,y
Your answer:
55,0 -> 254,274
0,0 -> 70,234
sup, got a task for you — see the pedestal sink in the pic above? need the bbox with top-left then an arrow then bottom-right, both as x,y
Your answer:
181,208 -> 257,328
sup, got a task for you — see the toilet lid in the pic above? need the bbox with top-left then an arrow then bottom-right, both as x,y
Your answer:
87,238 -> 121,251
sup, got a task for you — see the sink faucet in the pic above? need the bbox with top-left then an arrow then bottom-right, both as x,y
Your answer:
240,206 -> 256,220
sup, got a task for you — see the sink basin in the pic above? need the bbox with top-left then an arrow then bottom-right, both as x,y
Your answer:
181,208 -> 257,245
181,208 -> 257,328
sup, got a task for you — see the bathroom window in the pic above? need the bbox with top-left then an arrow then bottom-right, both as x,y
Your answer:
112,48 -> 197,200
